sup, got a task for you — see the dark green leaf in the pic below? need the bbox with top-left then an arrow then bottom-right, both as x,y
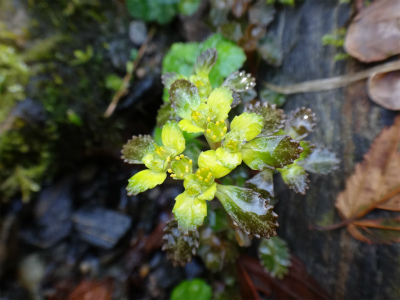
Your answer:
171,279 -> 212,300
207,208 -> 230,232
285,107 -> 316,140
298,147 -> 339,174
218,22 -> 243,42
258,237 -> 291,279
216,184 -> 278,239
156,102 -> 178,127
121,135 -> 155,164
162,219 -> 199,267
241,136 -> 303,170
223,71 -> 256,92
257,34 -> 283,67
245,101 -> 285,136
259,88 -> 286,107
126,0 -> 178,24
245,169 -> 274,198
170,79 -> 201,119
278,164 -> 309,194
298,140 -> 315,161
194,48 -> 218,77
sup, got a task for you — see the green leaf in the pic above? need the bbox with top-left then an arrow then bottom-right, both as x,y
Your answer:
206,86 -> 233,121
194,48 -> 218,77
241,136 -> 303,170
122,135 -> 156,164
285,107 -> 316,140
216,184 -> 278,238
127,169 -> 167,196
173,192 -> 208,233
298,140 -> 315,161
161,121 -> 186,155
170,80 -> 201,119
278,164 -> 309,194
245,102 -> 285,136
162,42 -> 200,77
178,0 -> 201,16
126,0 -> 178,24
162,219 -> 199,267
156,102 -> 178,127
178,119 -> 205,133
245,169 -> 274,198
171,279 -> 212,300
257,35 -> 283,67
215,147 -> 242,170
230,112 -> 264,141
298,148 -> 339,174
198,150 -> 233,178
223,71 -> 256,92
201,34 -> 246,87
259,88 -> 286,107
258,237 -> 291,279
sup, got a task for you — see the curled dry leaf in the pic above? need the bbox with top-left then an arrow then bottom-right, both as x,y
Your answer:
335,116 -> 400,244
344,0 -> 400,62
367,70 -> 400,111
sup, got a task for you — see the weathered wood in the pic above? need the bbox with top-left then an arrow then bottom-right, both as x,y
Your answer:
262,1 -> 400,299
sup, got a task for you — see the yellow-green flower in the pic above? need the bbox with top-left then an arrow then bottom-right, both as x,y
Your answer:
122,121 -> 186,195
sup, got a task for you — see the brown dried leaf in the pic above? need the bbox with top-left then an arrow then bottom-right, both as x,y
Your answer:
68,279 -> 113,300
335,116 -> 400,244
344,0 -> 400,62
367,70 -> 400,111
350,218 -> 400,244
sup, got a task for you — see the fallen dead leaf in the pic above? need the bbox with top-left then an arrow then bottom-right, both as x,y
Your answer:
367,70 -> 400,111
344,0 -> 400,62
335,116 -> 400,244
67,278 -> 113,300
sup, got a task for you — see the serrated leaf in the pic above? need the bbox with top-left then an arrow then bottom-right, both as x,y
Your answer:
258,237 -> 291,279
245,101 -> 286,136
156,102 -> 178,127
223,71 -> 256,92
257,34 -> 283,67
215,184 -> 278,239
245,169 -> 274,198
194,48 -> 218,77
298,140 -> 315,161
335,116 -> 400,244
285,107 -> 316,140
278,165 -> 309,195
298,148 -> 339,175
161,72 -> 186,89
121,135 -> 155,164
162,219 -> 199,267
170,79 -> 201,119
127,169 -> 167,196
241,136 -> 303,170
171,279 -> 212,300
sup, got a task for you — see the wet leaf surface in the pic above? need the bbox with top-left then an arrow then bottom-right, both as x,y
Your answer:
223,71 -> 256,92
121,135 -> 155,164
245,169 -> 274,198
298,147 -> 339,175
367,70 -> 400,111
284,107 -> 316,140
216,184 -> 278,238
278,164 -> 309,195
258,237 -> 291,279
245,101 -> 286,136
344,0 -> 400,62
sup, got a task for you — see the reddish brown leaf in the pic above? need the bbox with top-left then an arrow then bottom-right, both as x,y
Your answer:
367,70 -> 400,111
350,218 -> 400,244
67,278 -> 113,300
344,0 -> 400,62
237,255 -> 330,300
335,116 -> 400,243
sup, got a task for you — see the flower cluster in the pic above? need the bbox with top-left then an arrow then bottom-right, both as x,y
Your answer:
122,49 -> 304,237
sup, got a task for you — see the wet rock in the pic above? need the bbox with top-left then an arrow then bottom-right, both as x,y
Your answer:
72,207 -> 132,249
20,177 -> 73,248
